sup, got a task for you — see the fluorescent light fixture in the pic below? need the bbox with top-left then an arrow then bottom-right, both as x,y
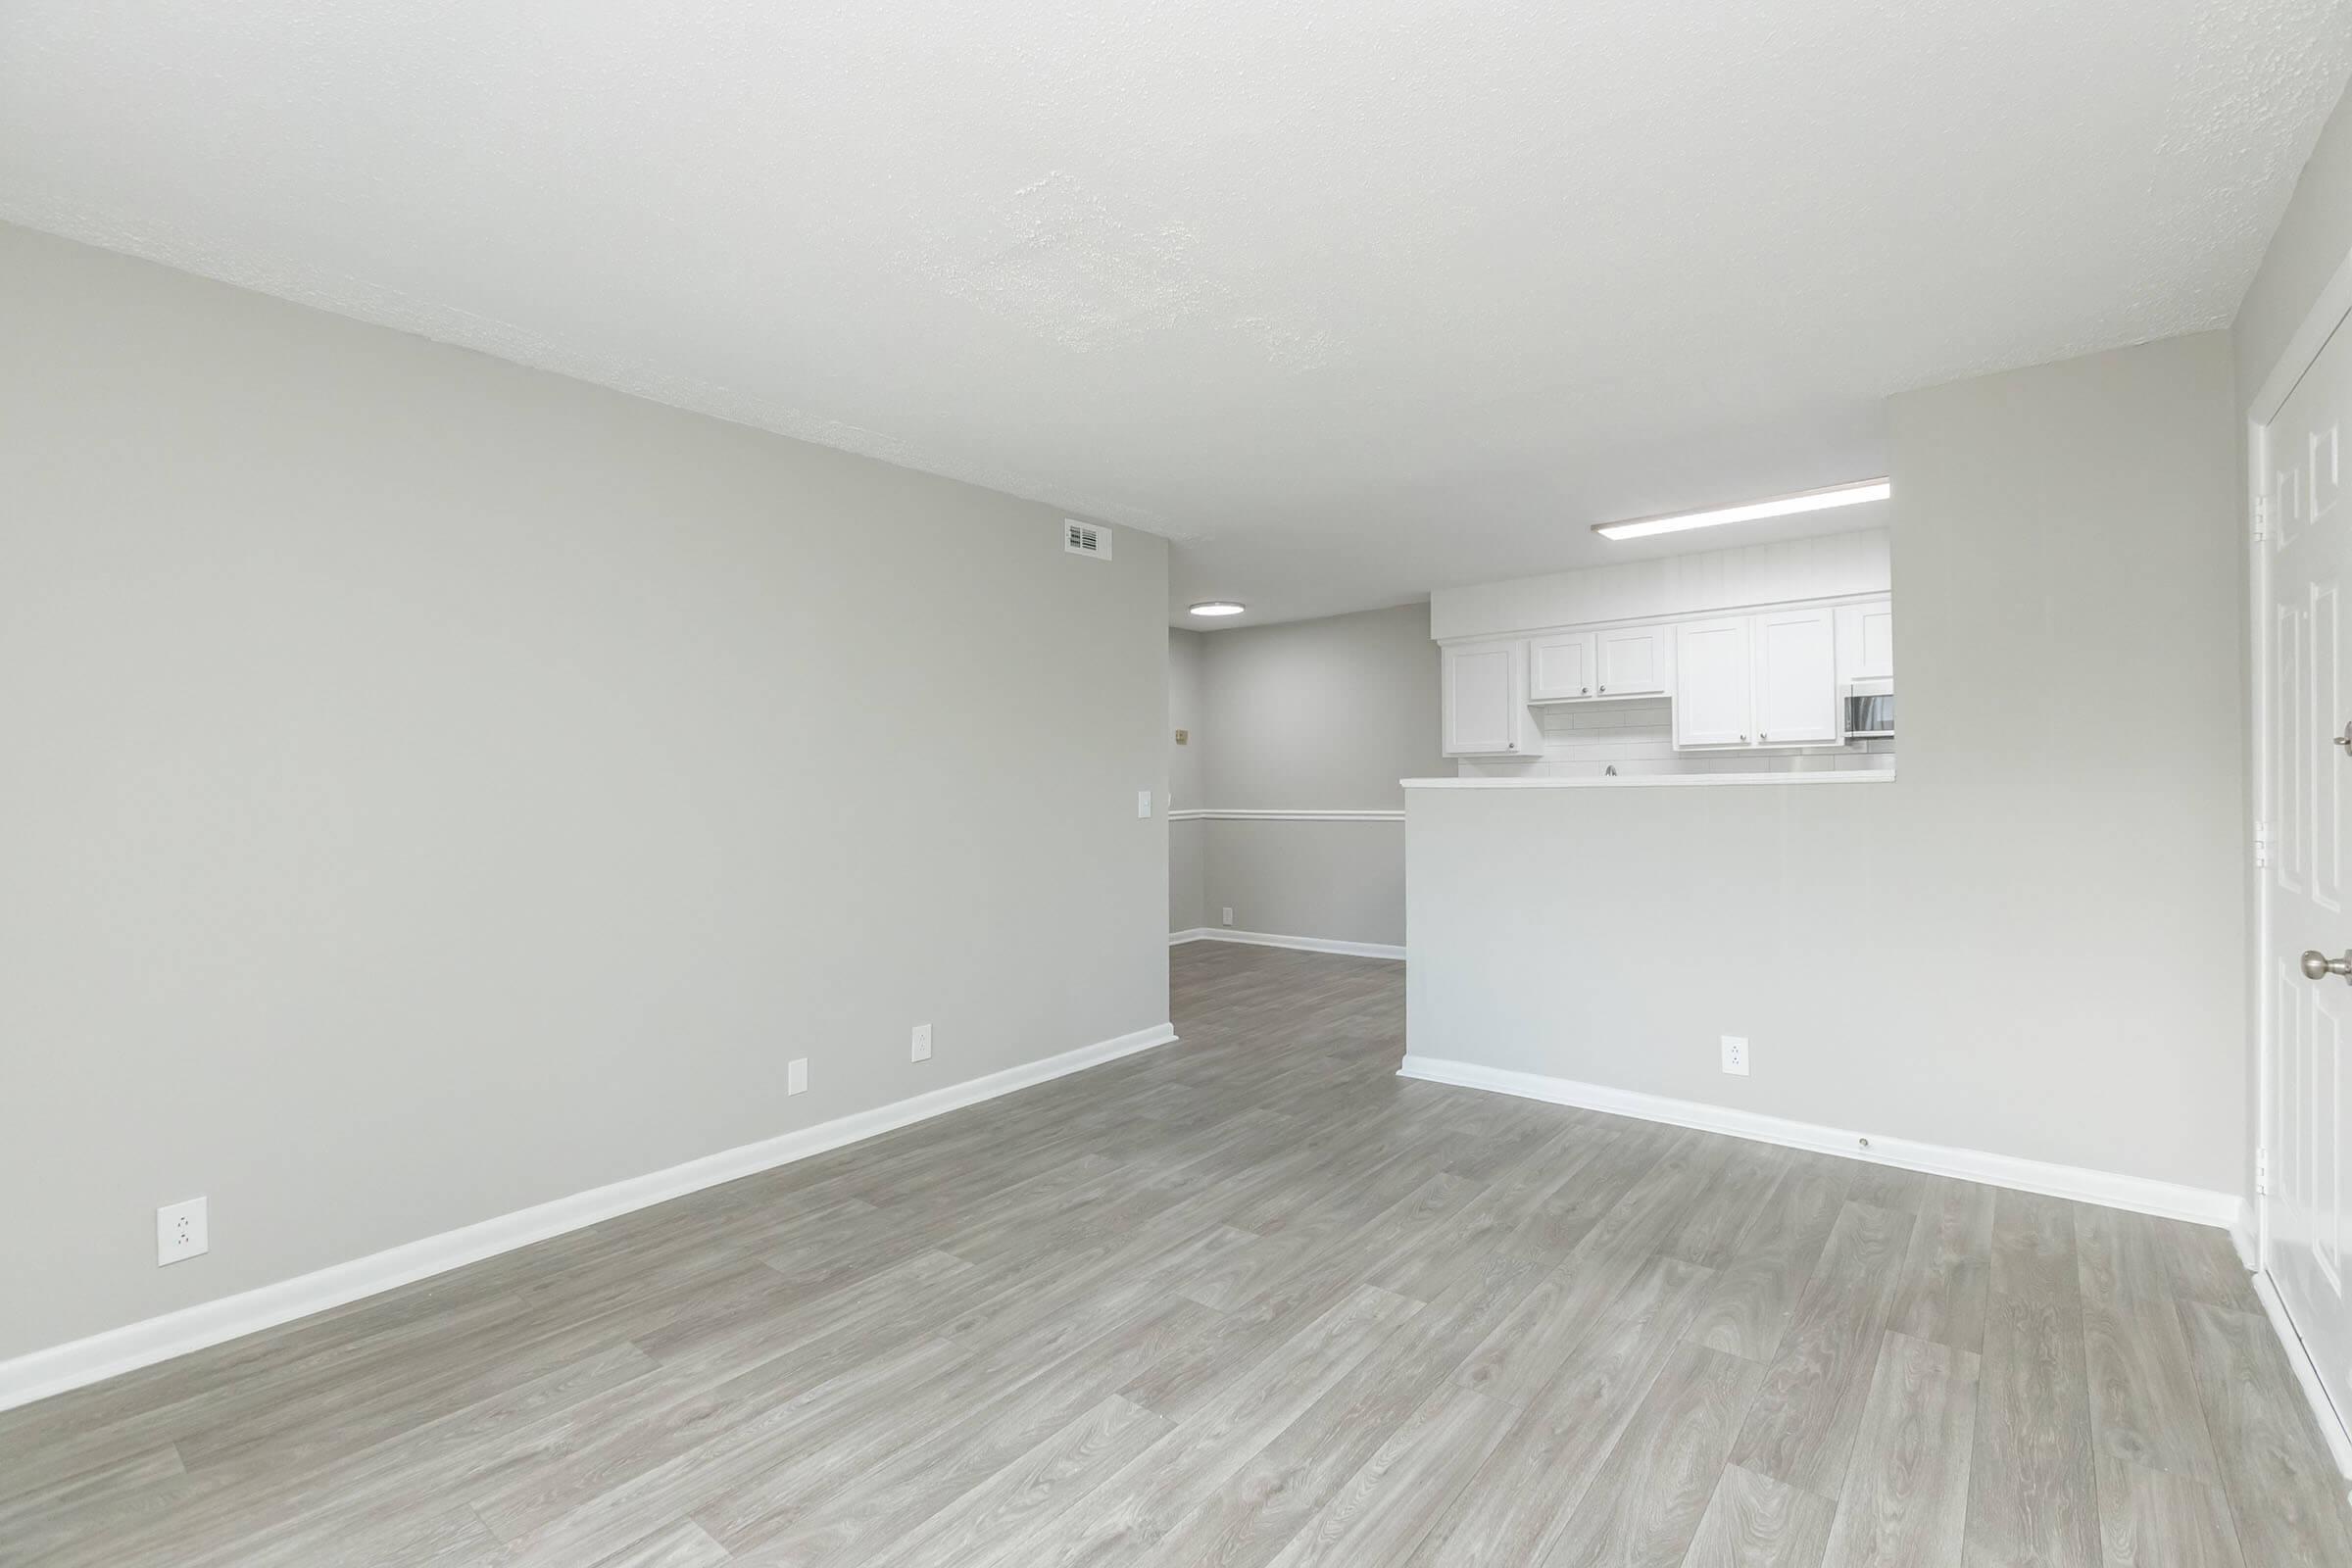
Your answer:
1189,601 -> 1247,617
1592,478 -> 1891,542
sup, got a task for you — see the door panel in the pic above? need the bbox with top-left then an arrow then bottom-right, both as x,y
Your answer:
1528,632 -> 1595,702
1752,608 -> 1838,745
1444,642 -> 1524,756
1596,626 -> 1668,696
1674,618 -> 1750,748
2265,310 -> 2352,1442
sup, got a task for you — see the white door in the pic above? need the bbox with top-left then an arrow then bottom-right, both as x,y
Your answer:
1597,625 -> 1669,696
1528,631 -> 1596,701
2266,310 -> 2352,1441
1674,617 -> 1751,748
1444,640 -> 1525,756
1753,609 -> 1839,746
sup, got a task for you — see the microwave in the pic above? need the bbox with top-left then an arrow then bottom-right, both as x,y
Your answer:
1843,678 -> 1893,739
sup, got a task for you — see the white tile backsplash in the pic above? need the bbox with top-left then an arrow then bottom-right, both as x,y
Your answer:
1454,697 -> 1895,779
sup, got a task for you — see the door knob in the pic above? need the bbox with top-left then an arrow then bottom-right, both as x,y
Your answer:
2302,950 -> 2352,981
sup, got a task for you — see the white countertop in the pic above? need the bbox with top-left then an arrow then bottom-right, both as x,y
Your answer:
1401,770 -> 1896,790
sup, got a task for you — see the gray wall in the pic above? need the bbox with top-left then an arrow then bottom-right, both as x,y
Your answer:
1168,628 -> 1206,933
1176,603 -> 1441,946
2235,83 -> 2352,404
1197,603 -> 1443,810
0,223 -> 1171,1363
1408,333 -> 2245,1195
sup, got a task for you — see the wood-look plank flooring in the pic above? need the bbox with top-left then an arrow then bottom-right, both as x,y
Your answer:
5,941 -> 2348,1566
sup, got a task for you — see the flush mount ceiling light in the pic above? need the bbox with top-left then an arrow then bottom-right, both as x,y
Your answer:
1189,601 -> 1247,617
1592,478 -> 1891,542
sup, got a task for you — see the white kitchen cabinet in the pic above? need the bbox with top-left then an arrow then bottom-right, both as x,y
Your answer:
1596,624 -> 1670,696
1835,599 -> 1894,683
1530,623 -> 1669,701
1442,639 -> 1540,757
1673,618 -> 1753,747
1751,608 -> 1839,745
1527,631 -> 1596,701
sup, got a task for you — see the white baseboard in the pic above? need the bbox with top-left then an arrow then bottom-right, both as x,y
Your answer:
2232,1211 -> 2352,1481
2247,1266 -> 2352,1480
0,1020 -> 1179,1415
1397,1054 -> 2241,1230
1168,928 -> 1405,961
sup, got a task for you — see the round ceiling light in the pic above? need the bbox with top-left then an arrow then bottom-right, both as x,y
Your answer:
1189,601 -> 1247,617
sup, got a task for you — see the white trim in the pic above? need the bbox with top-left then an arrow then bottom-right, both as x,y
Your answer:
2250,1265 -> 2352,1479
0,1020 -> 1179,1414
1397,1054 -> 2240,1230
1401,770 -> 1895,790
1170,928 -> 1404,961
1166,808 -> 1404,821
2249,245 -> 2352,425
2245,241 -> 2352,1490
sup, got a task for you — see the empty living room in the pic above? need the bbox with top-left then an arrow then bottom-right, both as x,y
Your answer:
10,5 -> 2352,1565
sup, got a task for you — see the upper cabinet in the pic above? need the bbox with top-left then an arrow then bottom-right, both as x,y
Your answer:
1751,609 -> 1839,745
1527,631 -> 1595,701
1836,599 -> 1894,683
1672,618 -> 1753,747
1596,625 -> 1670,697
1674,609 -> 1839,749
1438,594 -> 1892,761
1528,624 -> 1670,701
1442,639 -> 1542,757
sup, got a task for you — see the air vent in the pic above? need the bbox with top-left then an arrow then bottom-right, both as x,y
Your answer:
1064,519 -> 1113,560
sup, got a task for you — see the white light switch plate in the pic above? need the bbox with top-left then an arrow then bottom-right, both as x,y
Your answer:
158,1197 -> 208,1265
1138,790 -> 1152,818
787,1057 -> 808,1096
911,1023 -> 932,1061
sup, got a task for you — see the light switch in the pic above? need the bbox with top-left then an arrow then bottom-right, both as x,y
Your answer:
1138,790 -> 1153,818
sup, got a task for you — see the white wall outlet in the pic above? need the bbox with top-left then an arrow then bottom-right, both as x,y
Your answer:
157,1197 -> 208,1265
787,1057 -> 808,1096
1221,906 -> 1234,926
911,1023 -> 932,1062
1137,789 -> 1152,818
1721,1035 -> 1749,1076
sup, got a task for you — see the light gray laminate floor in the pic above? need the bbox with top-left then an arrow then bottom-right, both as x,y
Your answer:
5,941 -> 2349,1566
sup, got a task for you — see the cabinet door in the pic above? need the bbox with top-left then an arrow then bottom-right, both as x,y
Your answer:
1443,641 -> 1527,755
1673,618 -> 1752,747
1527,631 -> 1596,701
1596,625 -> 1669,696
1852,602 -> 1893,680
1834,600 -> 1894,683
1752,608 -> 1838,745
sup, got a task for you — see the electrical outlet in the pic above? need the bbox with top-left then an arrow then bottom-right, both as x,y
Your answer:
787,1057 -> 808,1096
1721,1035 -> 1749,1076
911,1023 -> 932,1062
1221,906 -> 1234,926
157,1197 -> 208,1266
1137,790 -> 1152,818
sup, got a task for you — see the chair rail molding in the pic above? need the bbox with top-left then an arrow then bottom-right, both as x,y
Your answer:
1166,808 -> 1404,821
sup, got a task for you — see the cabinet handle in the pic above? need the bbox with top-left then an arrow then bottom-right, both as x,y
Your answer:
1740,734 -> 1748,742
1598,685 -> 1606,693
1760,732 -> 1768,742
1581,686 -> 1589,695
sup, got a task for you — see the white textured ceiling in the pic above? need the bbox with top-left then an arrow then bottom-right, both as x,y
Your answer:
4,3 -> 2348,625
